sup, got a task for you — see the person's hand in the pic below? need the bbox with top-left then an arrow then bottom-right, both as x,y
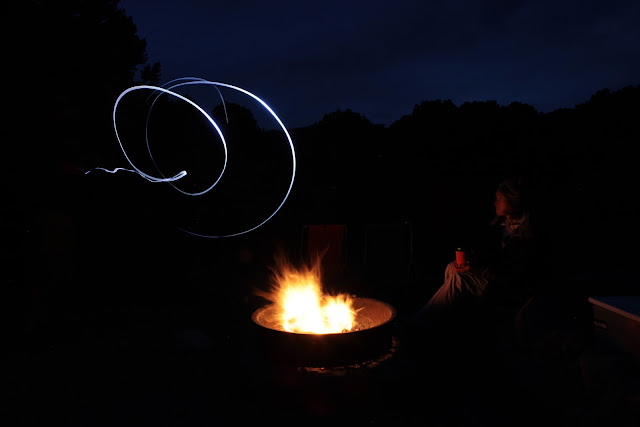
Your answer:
453,261 -> 485,276
453,262 -> 471,273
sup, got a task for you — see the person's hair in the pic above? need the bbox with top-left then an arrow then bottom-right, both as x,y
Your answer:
497,175 -> 528,214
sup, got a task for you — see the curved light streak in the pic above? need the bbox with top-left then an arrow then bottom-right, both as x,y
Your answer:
167,79 -> 297,238
143,78 -> 228,195
113,84 -> 228,194
85,167 -> 187,181
93,78 -> 296,239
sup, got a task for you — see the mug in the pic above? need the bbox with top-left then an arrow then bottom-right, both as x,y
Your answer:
455,248 -> 467,267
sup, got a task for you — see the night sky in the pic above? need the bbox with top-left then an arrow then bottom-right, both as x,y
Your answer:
119,0 -> 640,129
4,3 -> 640,425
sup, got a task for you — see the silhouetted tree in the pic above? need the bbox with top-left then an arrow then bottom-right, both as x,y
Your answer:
212,102 -> 262,137
2,0 -> 163,293
5,0 -> 160,196
293,109 -> 391,223
0,1 -> 166,350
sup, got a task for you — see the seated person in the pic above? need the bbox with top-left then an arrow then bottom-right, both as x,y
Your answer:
412,175 -> 548,334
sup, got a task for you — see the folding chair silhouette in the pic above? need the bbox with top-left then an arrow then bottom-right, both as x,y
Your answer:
300,224 -> 347,285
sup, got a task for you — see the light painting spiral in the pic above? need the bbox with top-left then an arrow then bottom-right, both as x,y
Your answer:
86,77 -> 296,238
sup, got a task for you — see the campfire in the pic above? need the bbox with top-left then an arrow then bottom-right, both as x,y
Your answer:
253,253 -> 357,334
251,254 -> 397,366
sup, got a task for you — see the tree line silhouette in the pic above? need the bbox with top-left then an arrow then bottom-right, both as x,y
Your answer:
2,0 -> 639,353
3,0 -> 640,276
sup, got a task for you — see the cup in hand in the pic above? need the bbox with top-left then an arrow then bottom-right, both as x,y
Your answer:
455,248 -> 467,267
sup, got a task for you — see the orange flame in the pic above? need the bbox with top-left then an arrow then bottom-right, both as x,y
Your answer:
259,254 -> 356,334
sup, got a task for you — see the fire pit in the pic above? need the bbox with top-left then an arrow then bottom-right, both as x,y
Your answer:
251,296 -> 397,367
249,254 -> 398,367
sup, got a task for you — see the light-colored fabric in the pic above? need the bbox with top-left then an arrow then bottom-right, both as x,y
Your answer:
413,261 -> 489,328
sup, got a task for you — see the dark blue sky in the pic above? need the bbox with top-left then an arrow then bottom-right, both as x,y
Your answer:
119,0 -> 640,129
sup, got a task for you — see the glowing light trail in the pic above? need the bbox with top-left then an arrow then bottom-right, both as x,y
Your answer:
113,83 -> 228,193
84,167 -> 187,182
89,78 -> 296,238
143,77 -> 228,195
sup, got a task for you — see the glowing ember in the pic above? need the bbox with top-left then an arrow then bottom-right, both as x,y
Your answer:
258,255 -> 356,334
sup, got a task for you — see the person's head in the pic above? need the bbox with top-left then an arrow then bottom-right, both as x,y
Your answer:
494,175 -> 527,218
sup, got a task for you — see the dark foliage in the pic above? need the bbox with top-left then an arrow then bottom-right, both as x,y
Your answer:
2,0 -> 640,367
